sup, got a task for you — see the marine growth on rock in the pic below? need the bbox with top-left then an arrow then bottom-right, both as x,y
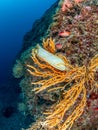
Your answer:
13,0 -> 98,130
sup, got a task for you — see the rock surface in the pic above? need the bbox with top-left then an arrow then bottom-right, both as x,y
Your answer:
13,0 -> 98,130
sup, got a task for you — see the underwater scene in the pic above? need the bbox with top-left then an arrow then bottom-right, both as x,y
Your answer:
0,0 -> 98,130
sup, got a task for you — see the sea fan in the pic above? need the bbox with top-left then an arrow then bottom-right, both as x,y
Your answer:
27,38 -> 98,130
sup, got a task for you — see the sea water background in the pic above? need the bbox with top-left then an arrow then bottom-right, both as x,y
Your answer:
0,0 -> 57,84
0,1 -> 57,129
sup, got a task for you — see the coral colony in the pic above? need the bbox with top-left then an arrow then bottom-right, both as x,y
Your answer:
13,0 -> 98,129
27,39 -> 98,130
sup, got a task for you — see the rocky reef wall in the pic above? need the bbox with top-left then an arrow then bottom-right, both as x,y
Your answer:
13,0 -> 98,130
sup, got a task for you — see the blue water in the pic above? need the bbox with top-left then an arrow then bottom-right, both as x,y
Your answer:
0,0 -> 57,84
0,1 -> 57,129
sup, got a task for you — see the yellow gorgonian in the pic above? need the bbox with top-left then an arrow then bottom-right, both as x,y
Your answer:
27,38 -> 98,130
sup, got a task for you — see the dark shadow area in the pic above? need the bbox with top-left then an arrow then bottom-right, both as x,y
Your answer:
0,77 -> 24,130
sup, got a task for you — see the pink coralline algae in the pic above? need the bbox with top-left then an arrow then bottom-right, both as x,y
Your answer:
61,0 -> 73,12
58,30 -> 71,37
55,43 -> 63,50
